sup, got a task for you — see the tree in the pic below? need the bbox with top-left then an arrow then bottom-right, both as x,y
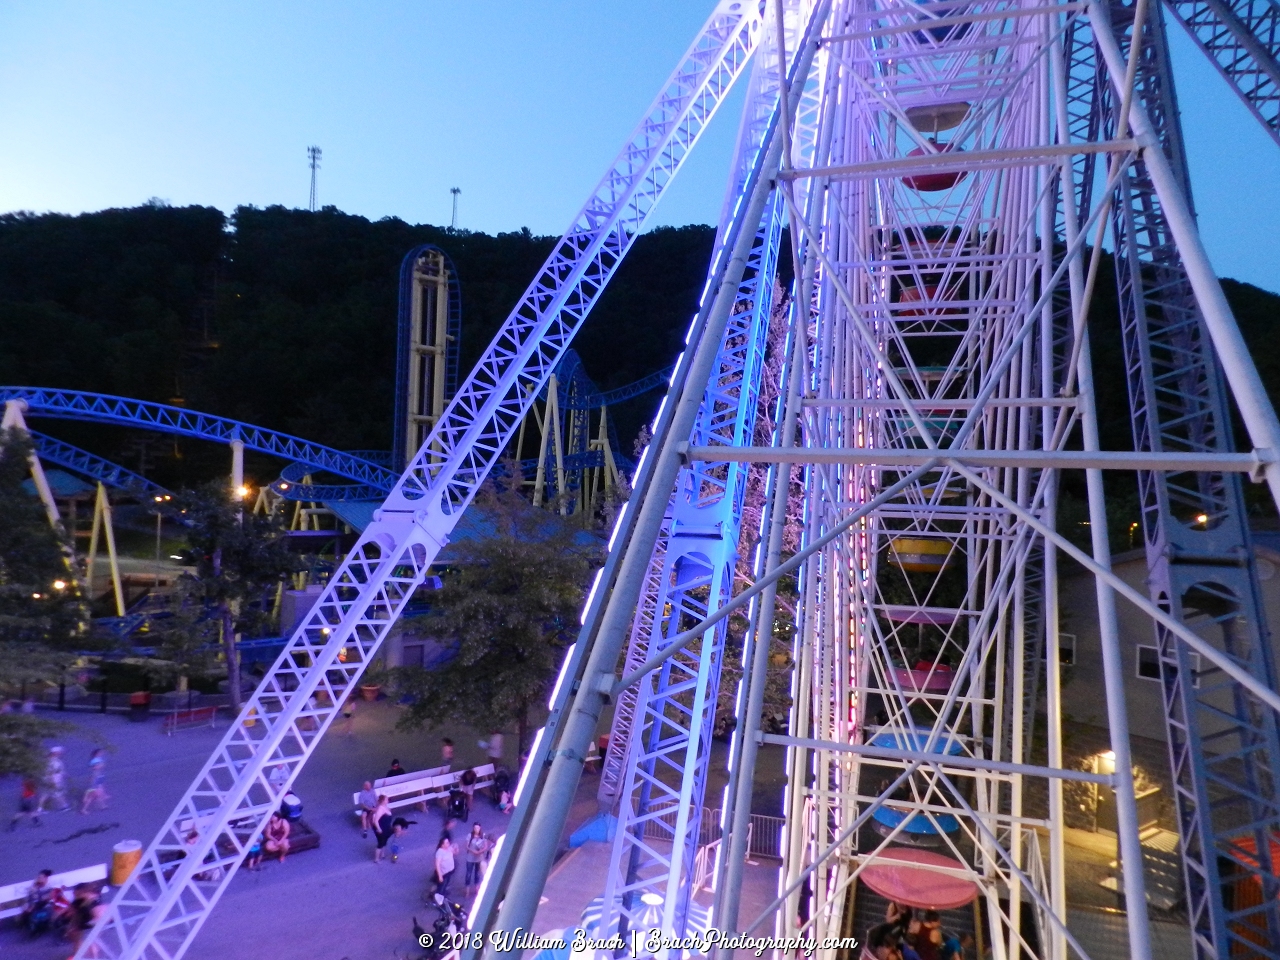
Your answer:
142,578 -> 223,696
0,429 -> 87,775
172,482 -> 305,712
393,479 -> 602,753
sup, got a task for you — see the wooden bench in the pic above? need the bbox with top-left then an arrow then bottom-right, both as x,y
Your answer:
0,864 -> 108,922
163,705 -> 219,735
174,815 -> 320,864
352,763 -> 496,817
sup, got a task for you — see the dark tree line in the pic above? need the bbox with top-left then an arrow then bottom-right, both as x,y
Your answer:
2,201 -> 1279,538
0,204 -> 713,487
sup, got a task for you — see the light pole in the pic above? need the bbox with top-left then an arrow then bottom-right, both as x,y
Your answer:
450,187 -> 460,230
152,495 -> 171,585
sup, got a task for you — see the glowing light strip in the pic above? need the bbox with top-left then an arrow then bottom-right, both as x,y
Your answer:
650,395 -> 669,431
607,503 -> 629,551
547,644 -> 577,709
512,726 -> 546,810
580,568 -> 604,625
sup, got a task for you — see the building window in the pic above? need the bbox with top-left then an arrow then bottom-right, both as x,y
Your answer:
1136,644 -> 1200,687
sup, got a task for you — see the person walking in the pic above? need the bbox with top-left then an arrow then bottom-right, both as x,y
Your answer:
39,746 -> 69,813
80,749 -> 109,814
340,695 -> 356,737
484,731 -> 503,765
434,835 -> 456,897
371,796 -> 394,863
8,776 -> 41,830
463,823 -> 490,898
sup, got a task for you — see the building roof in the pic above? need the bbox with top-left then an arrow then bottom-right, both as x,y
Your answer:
323,497 -> 602,564
22,468 -> 96,499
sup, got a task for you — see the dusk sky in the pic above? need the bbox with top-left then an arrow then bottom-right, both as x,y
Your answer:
0,1 -> 1275,291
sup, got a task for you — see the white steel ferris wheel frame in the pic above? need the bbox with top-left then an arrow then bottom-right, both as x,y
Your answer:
493,2 -> 1280,959
77,2 -> 1280,959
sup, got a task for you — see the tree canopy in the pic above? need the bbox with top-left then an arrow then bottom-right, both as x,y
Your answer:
392,480 -> 602,752
168,482 -> 307,710
0,429 -> 88,775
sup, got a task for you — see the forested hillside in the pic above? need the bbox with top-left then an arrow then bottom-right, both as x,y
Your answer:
1,201 -> 1278,510
0,204 -> 712,486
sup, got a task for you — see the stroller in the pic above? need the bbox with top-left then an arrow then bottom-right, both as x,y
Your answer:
412,895 -> 467,960
446,788 -> 468,823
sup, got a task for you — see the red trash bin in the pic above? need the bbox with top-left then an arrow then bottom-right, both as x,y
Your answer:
129,691 -> 151,722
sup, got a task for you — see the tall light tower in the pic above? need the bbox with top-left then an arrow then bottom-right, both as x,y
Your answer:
307,146 -> 321,212
450,186 -> 460,230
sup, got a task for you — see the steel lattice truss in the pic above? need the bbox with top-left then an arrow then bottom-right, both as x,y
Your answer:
0,387 -> 396,490
78,1 -> 1280,958
1098,1 -> 1280,952
72,4 -> 767,958
597,5 -> 826,941
27,429 -> 170,499
1163,0 -> 1280,145
493,1 -> 1280,959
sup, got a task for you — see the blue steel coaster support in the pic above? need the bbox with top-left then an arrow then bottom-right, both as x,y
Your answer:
1092,2 -> 1280,954
1162,0 -> 1280,145
75,6 -> 765,958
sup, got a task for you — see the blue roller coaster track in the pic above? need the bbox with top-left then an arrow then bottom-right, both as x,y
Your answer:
0,388 -> 397,490
28,429 -> 171,499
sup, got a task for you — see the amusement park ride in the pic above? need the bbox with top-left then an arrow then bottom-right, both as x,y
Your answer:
4,0 -> 1280,956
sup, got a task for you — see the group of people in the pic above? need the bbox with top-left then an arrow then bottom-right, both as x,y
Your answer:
8,746 -> 109,830
353,751 -> 500,901
865,903 -> 974,960
16,868 -> 105,953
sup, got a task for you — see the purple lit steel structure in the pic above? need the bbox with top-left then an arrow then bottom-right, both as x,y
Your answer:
73,1 -> 1280,959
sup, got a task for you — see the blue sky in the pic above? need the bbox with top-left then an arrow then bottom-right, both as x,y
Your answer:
0,2 -> 1276,291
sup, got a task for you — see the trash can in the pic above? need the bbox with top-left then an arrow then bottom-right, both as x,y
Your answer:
111,840 -> 143,885
129,691 -> 151,722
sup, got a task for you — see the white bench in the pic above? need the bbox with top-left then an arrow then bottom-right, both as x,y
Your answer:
352,763 -> 496,816
0,863 -> 108,921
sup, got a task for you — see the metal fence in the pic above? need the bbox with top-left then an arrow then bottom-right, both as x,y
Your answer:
638,802 -> 786,860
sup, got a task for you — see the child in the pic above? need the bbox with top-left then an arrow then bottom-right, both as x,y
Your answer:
387,816 -> 415,864
80,749 -> 108,814
8,777 -> 40,830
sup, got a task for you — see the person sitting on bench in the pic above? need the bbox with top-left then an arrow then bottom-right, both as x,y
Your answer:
263,813 -> 291,864
20,870 -> 54,933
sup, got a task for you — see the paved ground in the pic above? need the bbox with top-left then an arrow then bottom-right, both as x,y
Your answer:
532,840 -> 784,946
0,700 -> 523,960
1,700 -> 1194,960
